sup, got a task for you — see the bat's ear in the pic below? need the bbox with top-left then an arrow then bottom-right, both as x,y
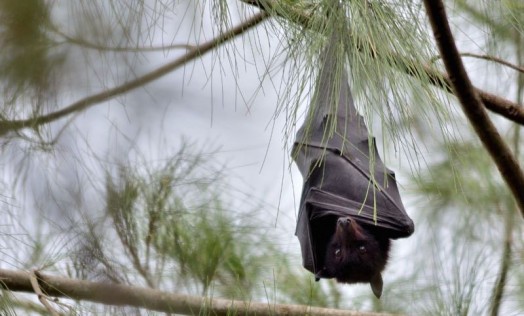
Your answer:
370,273 -> 383,299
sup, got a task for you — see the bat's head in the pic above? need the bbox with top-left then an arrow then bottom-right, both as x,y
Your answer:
317,216 -> 391,298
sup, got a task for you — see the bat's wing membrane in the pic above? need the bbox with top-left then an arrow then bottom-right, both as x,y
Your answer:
293,46 -> 414,275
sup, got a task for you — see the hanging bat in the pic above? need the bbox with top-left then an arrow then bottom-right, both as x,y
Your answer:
292,29 -> 414,299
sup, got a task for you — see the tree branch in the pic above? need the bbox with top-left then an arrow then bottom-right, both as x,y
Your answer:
239,0 -> 524,125
489,207 -> 514,316
422,1 -> 524,215
402,63 -> 524,125
0,11 -> 269,136
0,268 -> 398,316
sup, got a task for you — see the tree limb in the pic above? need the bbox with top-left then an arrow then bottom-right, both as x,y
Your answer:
238,0 -> 524,125
422,0 -> 524,215
402,63 -> 524,125
0,268 -> 398,316
489,206 -> 514,316
0,11 -> 269,136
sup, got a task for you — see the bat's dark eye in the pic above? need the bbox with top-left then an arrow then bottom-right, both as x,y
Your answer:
358,246 -> 366,254
335,249 -> 341,257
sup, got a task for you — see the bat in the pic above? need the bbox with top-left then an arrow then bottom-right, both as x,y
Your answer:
291,28 -> 415,299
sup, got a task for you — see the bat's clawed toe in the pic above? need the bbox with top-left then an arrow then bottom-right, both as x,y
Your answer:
370,273 -> 383,299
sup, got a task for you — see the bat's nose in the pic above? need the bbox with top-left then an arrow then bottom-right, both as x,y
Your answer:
335,217 -> 357,241
337,217 -> 352,226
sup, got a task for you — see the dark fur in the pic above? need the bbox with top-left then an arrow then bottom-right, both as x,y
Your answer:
320,217 -> 390,298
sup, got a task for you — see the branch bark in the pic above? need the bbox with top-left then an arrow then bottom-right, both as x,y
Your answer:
239,0 -> 524,126
489,207 -> 514,316
422,0 -> 524,214
0,11 -> 269,136
0,268 -> 398,316
29,271 -> 61,316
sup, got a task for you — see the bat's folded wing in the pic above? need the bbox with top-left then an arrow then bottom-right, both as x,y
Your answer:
294,145 -> 415,274
305,187 -> 415,237
292,36 -> 414,276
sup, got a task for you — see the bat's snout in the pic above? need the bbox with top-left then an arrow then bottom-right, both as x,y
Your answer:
337,217 -> 354,227
336,217 -> 361,240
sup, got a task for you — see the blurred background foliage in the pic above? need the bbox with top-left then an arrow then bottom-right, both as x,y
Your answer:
0,0 -> 523,315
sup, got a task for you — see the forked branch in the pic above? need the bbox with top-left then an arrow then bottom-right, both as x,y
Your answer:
0,11 -> 269,136
239,0 -> 524,125
422,0 -> 524,215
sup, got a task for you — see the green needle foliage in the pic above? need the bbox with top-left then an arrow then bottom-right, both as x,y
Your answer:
271,0 -> 446,165
68,143 -> 344,312
0,0 -> 63,100
0,291 -> 17,316
1,0 -> 524,315
408,133 -> 523,315
76,146 -> 265,298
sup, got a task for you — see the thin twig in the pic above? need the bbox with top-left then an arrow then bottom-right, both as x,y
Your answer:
401,62 -> 524,125
0,11 -> 269,136
461,53 -> 524,73
430,52 -> 524,74
29,270 -> 61,316
490,36 -> 524,316
50,23 -> 196,52
0,268 -> 399,316
239,0 -> 524,125
422,0 -> 524,215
